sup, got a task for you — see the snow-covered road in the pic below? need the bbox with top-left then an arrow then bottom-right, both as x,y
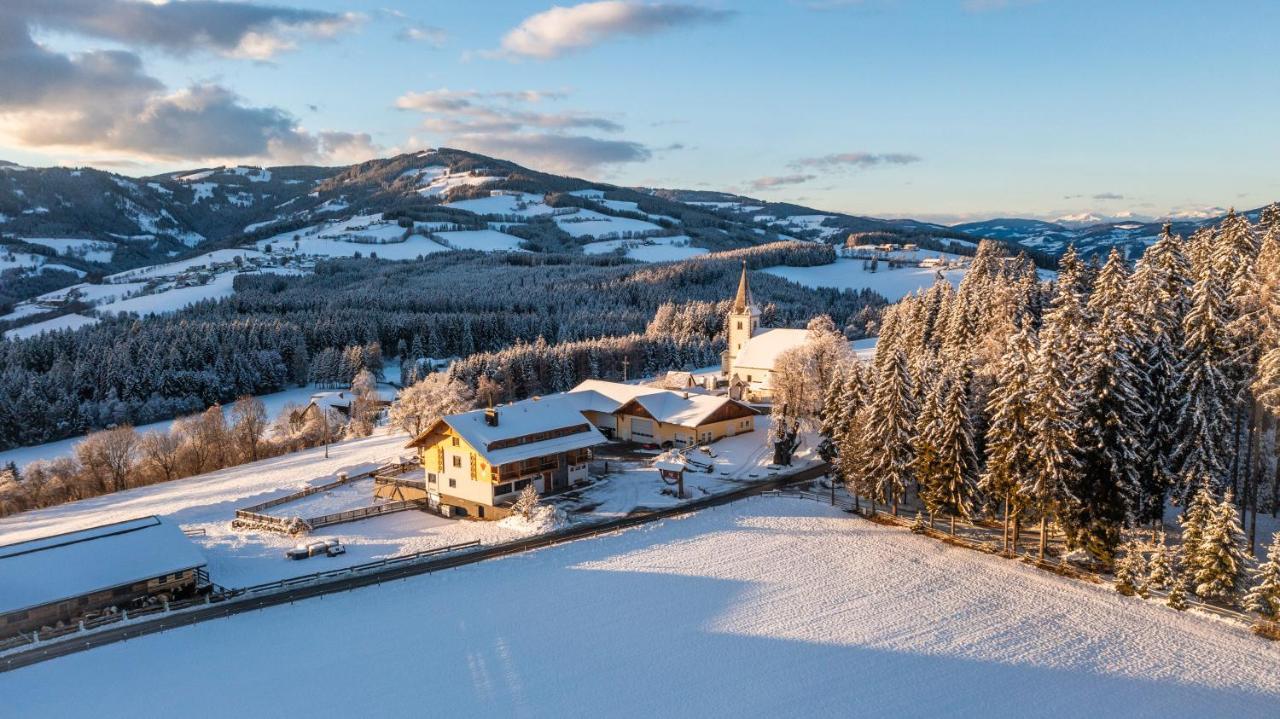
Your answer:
4,497 -> 1277,718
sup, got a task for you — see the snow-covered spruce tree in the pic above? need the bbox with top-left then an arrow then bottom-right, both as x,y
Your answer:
1213,210 -> 1263,503
1114,542 -> 1147,597
1023,255 -> 1088,560
1193,491 -> 1250,603
1130,225 -> 1193,524
922,367 -> 978,534
1245,533 -> 1280,618
1065,250 -> 1147,565
1170,257 -> 1233,503
911,366 -> 943,517
1145,539 -> 1174,592
981,320 -> 1038,553
512,483 -> 540,521
1253,225 -> 1280,414
1178,481 -> 1216,580
1166,572 -> 1189,611
861,347 -> 917,513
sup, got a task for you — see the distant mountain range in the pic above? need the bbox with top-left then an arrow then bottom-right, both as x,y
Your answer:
1,148 -> 1267,297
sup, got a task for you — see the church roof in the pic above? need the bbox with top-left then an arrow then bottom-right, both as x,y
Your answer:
732,262 -> 757,314
733,328 -> 810,374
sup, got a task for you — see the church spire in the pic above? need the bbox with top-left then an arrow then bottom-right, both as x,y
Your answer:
733,260 -> 753,313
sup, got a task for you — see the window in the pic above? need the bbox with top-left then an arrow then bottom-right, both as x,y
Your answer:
428,473 -> 437,484
452,456 -> 462,468
737,321 -> 743,330
449,478 -> 457,488
451,437 -> 460,447
495,482 -> 513,496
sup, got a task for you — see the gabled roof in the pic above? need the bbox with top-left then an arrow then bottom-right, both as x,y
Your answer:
733,328 -> 809,372
568,379 -> 656,409
0,516 -> 206,616
408,394 -> 606,466
617,391 -> 756,428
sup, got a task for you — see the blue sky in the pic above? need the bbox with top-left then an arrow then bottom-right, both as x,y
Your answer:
2,0 -> 1277,223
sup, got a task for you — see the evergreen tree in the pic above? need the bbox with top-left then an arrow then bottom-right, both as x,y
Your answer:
1178,481 -> 1215,580
1166,572 -> 1189,611
1065,250 -> 1147,564
1244,533 -> 1280,618
861,348 -> 917,512
1114,542 -> 1147,597
1170,262 -> 1233,502
1193,491 -> 1249,602
921,367 -> 978,533
981,320 -> 1038,551
1145,539 -> 1174,591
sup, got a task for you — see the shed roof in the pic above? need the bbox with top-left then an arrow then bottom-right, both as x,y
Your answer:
0,516 -> 206,616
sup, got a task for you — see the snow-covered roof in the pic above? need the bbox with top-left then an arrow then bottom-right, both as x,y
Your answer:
653,450 -> 687,473
732,328 -> 809,372
0,516 -> 206,616
568,380 -> 753,428
437,394 -> 606,466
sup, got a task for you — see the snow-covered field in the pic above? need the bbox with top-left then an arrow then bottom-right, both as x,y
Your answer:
2,313 -> 99,339
443,192 -> 556,217
18,237 -> 115,263
582,235 -> 707,262
553,208 -> 663,239
434,229 -> 526,252
6,496 -> 1277,718
762,256 -> 969,301
105,249 -> 263,282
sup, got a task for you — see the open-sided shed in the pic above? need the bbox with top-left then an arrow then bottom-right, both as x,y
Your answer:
0,516 -> 207,636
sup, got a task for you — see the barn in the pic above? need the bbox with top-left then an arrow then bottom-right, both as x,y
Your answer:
0,516 -> 209,636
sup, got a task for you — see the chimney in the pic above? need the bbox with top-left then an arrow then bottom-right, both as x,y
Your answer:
484,407 -> 499,427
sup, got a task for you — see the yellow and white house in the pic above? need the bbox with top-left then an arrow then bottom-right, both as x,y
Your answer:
403,394 -> 605,520
568,379 -> 757,447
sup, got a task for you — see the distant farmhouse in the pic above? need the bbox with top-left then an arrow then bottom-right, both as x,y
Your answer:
721,263 -> 809,401
400,380 -> 757,520
0,516 -> 208,635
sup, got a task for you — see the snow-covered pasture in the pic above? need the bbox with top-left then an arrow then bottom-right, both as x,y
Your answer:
1,313 -> 99,339
761,256 -> 969,301
5,497 -> 1277,718
433,229 -> 526,252
582,235 -> 707,262
17,238 -> 115,263
443,192 -> 556,218
105,249 -> 265,282
553,208 -> 663,239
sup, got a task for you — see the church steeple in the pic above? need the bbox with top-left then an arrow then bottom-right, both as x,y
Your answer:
732,260 -> 754,313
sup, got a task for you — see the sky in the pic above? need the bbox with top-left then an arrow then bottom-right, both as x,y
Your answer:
1,0 -> 1277,224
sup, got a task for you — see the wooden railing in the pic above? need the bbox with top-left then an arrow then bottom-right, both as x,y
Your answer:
233,458 -> 421,534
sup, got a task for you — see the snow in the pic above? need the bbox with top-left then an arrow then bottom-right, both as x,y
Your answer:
18,238 -> 115,263
443,192 -> 555,217
262,234 -> 450,259
95,273 -> 243,316
0,383 -> 333,471
762,257 -> 968,301
733,328 -> 810,373
414,168 -> 501,197
0,517 -> 205,616
553,208 -> 663,239
2,313 -> 99,339
433,229 -> 526,252
106,249 -> 265,282
176,170 -> 215,182
582,235 -> 706,262
8,496 -> 1278,717
189,182 -> 218,202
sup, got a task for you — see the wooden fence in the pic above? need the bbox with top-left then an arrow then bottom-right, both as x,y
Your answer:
232,458 -> 420,534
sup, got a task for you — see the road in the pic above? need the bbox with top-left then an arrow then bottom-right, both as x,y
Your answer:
0,462 -> 830,673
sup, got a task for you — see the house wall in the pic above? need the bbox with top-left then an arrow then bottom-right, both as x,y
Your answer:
614,414 -> 754,446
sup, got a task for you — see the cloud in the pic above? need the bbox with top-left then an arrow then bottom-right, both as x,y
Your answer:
397,25 -> 448,46
396,88 -> 647,174
452,133 -> 651,174
749,174 -> 816,191
496,1 -> 734,59
1062,192 -> 1127,201
789,152 -> 921,170
13,0 -> 361,60
0,2 -> 372,164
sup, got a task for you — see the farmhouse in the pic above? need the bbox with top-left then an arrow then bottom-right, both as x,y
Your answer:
403,395 -> 606,519
0,516 -> 208,636
567,380 -> 757,447
721,263 -> 809,400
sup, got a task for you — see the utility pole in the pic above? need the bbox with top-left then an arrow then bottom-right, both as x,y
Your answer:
622,356 -> 630,382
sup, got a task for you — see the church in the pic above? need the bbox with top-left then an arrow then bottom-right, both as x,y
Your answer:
721,263 -> 809,402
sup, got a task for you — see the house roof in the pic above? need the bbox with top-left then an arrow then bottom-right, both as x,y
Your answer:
410,394 -> 606,466
568,379 -> 655,408
0,516 -> 207,616
569,380 -> 755,428
733,328 -> 809,372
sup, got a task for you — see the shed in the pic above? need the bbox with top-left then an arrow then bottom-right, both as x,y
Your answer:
0,516 -> 208,636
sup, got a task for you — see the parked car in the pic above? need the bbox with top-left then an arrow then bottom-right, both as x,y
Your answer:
285,538 -> 344,560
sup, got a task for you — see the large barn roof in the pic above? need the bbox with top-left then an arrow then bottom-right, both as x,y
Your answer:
0,516 -> 206,616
